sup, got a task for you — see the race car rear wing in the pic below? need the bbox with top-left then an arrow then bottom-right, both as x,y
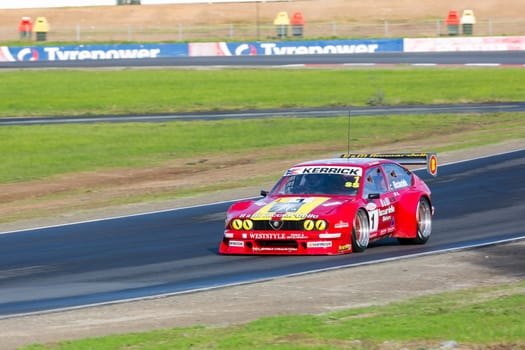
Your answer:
340,152 -> 438,176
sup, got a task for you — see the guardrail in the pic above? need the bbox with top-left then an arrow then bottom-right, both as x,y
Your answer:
1,18 -> 525,43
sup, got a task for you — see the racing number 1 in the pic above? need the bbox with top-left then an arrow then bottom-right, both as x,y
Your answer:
369,209 -> 379,232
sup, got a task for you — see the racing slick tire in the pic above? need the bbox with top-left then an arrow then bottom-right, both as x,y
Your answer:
398,197 -> 432,245
351,209 -> 370,252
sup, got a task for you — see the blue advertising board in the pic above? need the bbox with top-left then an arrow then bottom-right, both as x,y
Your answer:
0,38 -> 403,62
221,39 -> 404,56
1,43 -> 188,62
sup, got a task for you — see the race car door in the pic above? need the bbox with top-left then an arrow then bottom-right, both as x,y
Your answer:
362,166 -> 397,238
381,162 -> 415,230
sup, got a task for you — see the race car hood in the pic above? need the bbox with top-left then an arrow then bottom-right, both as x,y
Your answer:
232,196 -> 354,221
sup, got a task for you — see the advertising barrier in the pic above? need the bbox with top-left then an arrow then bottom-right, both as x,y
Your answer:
404,36 -> 525,52
0,43 -> 187,62
1,36 -> 524,62
189,39 -> 403,56
1,39 -> 403,62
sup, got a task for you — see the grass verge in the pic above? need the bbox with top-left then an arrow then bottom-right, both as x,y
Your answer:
1,68 -> 525,117
21,281 -> 525,349
1,113 -> 524,183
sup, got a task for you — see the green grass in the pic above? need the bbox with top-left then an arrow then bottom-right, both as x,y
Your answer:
1,113 -> 523,183
1,68 -> 525,117
21,281 -> 525,349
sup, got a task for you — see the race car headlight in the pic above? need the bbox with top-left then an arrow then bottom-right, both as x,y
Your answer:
315,220 -> 328,231
304,219 -> 328,231
242,219 -> 253,230
304,219 -> 315,231
231,219 -> 243,230
230,218 -> 253,231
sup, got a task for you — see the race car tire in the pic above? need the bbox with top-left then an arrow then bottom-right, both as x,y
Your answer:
398,197 -> 432,245
351,209 -> 370,252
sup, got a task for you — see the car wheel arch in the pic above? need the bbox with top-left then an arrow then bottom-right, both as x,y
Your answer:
397,195 -> 432,245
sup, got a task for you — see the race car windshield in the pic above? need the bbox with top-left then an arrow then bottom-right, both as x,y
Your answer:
272,173 -> 360,196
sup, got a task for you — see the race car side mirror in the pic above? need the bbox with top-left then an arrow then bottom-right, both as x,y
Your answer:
368,193 -> 380,200
260,190 -> 268,197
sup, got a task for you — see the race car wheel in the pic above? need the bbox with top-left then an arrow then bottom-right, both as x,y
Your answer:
351,209 -> 370,252
398,197 -> 432,245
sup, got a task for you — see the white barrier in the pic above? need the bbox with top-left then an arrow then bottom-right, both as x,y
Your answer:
404,36 -> 525,52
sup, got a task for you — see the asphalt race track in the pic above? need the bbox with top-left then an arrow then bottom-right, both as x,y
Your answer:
2,102 -> 525,126
0,149 -> 524,318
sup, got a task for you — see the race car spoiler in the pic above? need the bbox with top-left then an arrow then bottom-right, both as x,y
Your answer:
340,152 -> 438,176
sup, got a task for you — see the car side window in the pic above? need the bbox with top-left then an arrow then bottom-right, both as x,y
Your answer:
363,167 -> 388,198
382,163 -> 412,190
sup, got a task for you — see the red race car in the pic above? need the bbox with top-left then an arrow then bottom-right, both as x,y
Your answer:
219,153 -> 437,255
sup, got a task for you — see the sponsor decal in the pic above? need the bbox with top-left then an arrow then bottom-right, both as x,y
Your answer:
323,201 -> 343,207
249,233 -> 286,240
234,43 -> 258,56
5,43 -> 188,62
346,152 -> 430,159
366,203 -> 377,211
0,46 -> 15,62
44,47 -> 161,61
287,233 -> 308,239
392,179 -> 409,189
260,42 -> 379,55
334,221 -> 349,229
307,241 -> 332,248
319,233 -> 341,239
379,205 -> 395,216
189,42 -> 230,56
253,247 -> 298,252
252,197 -> 328,221
287,166 -> 362,176
429,154 -> 438,176
404,36 -> 525,52
196,39 -> 402,57
17,47 -> 39,61
338,244 -> 351,251
229,240 -> 244,247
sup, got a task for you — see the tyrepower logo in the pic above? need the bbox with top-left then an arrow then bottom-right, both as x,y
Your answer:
17,48 -> 39,61
259,43 -> 379,55
43,47 -> 161,61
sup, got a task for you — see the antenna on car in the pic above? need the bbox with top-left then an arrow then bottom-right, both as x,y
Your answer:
346,109 -> 351,155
